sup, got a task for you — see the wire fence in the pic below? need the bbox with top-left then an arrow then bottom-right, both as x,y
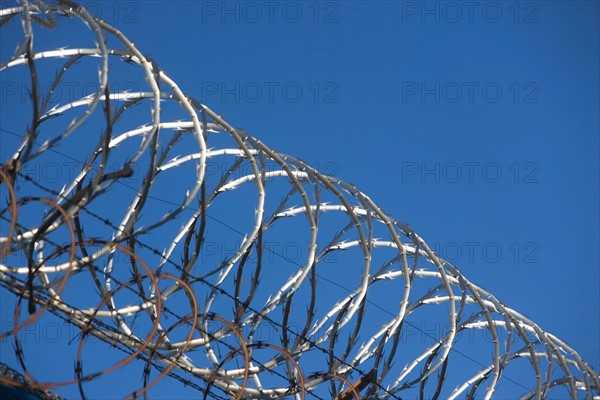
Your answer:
1,1 -> 598,398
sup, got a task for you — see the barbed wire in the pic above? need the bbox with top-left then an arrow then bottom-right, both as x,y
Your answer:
1,1 -> 598,399
3,157 -> 400,400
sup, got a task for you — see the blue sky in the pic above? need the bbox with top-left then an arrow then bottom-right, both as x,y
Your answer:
1,1 -> 598,399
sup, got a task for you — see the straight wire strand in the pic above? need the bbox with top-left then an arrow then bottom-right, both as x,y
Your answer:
1,132 -> 532,395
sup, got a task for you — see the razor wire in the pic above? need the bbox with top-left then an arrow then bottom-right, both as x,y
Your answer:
0,1 -> 598,399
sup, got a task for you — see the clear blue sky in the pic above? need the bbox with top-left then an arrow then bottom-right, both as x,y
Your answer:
1,1 -> 598,399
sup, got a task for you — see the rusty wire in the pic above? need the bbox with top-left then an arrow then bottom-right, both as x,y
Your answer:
0,1 -> 599,399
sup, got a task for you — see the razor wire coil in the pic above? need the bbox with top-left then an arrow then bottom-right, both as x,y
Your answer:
1,1 -> 599,399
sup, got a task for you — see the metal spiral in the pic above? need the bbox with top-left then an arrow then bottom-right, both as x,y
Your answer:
1,1 -> 598,399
